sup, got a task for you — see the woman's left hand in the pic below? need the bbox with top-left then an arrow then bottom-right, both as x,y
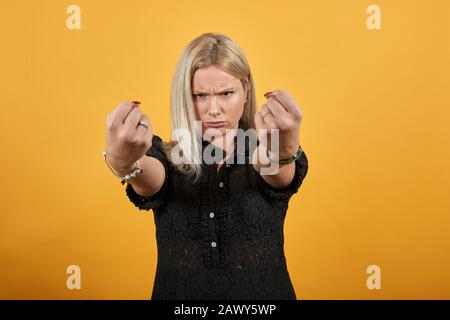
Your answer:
255,89 -> 303,159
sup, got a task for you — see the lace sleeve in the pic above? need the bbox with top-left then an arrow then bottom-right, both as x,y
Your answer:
255,149 -> 308,201
125,135 -> 169,211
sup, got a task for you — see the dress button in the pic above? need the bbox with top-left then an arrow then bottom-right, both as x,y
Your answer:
211,241 -> 217,248
209,212 -> 215,218
219,182 -> 224,188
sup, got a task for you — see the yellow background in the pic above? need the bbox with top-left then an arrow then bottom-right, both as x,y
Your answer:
0,0 -> 449,299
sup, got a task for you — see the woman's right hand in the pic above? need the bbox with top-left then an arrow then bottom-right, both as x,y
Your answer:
105,100 -> 153,176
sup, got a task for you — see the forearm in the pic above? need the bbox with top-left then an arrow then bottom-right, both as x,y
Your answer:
116,155 -> 165,197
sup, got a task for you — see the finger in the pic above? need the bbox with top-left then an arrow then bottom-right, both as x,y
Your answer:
263,90 -> 275,98
258,104 -> 275,126
268,90 -> 301,117
255,112 -> 275,151
110,100 -> 136,127
260,104 -> 270,116
142,115 -> 154,143
111,100 -> 140,128
262,111 -> 277,129
136,114 -> 152,138
123,106 -> 142,133
109,100 -> 130,127
122,101 -> 141,124
265,97 -> 289,120
265,99 -> 291,130
255,111 -> 265,130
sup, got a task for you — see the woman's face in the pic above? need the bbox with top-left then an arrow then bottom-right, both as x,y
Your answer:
192,65 -> 247,136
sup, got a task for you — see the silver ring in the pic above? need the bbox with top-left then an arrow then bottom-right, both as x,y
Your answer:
138,120 -> 148,130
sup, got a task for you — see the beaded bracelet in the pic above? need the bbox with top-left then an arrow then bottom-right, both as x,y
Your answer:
102,151 -> 143,185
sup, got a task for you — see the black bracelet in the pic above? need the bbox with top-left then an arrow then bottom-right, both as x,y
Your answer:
268,146 -> 303,165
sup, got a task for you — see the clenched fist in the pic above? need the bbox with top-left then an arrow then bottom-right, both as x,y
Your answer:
105,100 -> 153,176
255,90 -> 303,159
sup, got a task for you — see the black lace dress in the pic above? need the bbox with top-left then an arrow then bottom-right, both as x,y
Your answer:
125,131 -> 308,300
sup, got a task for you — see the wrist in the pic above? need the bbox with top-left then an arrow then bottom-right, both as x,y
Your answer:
115,163 -> 137,177
103,151 -> 144,185
270,145 -> 298,161
268,145 -> 303,165
103,153 -> 135,176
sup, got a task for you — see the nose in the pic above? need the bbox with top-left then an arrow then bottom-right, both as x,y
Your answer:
208,94 -> 220,116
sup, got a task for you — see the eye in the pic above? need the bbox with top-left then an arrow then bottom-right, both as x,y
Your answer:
193,93 -> 207,99
223,91 -> 234,97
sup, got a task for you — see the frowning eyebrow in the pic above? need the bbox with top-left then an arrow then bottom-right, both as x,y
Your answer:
192,87 -> 235,94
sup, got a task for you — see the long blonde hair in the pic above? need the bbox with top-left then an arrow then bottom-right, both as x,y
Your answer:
162,32 -> 257,183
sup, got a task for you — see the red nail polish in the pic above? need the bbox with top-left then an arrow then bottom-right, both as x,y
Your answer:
131,100 -> 141,105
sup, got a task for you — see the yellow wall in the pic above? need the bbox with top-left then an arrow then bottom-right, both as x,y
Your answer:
0,0 -> 449,299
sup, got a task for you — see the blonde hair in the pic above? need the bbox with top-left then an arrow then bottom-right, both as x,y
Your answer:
162,32 -> 257,183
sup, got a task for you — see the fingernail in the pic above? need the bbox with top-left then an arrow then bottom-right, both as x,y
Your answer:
131,101 -> 141,105
264,91 -> 274,97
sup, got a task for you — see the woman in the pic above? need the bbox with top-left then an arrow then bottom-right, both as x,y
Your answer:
104,32 -> 308,299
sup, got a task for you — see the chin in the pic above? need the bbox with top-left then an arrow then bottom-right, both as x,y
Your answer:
203,127 -> 226,136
